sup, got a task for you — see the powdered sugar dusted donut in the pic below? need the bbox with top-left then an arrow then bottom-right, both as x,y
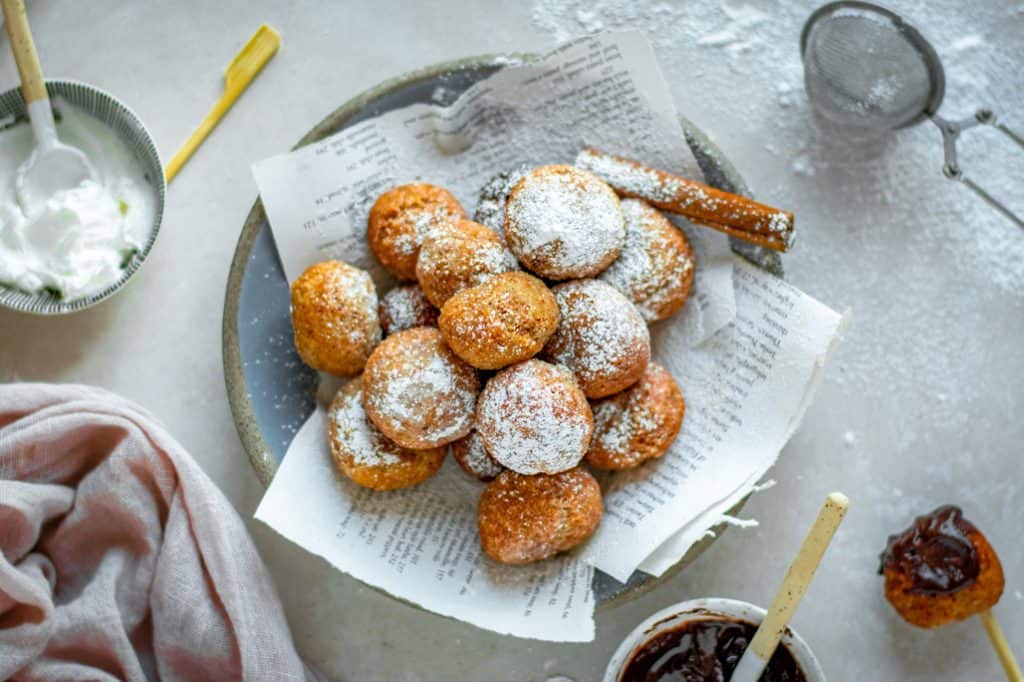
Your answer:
367,183 -> 466,281
476,359 -> 592,475
291,260 -> 381,377
451,430 -> 504,482
504,165 -> 625,280
473,166 -> 528,239
599,199 -> 695,322
438,271 -> 559,370
362,327 -> 479,449
328,376 -> 447,490
543,279 -> 650,399
378,284 -> 438,336
416,220 -> 518,308
586,363 -> 684,470
477,468 -> 603,564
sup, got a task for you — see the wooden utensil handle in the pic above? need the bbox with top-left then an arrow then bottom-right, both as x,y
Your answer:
576,148 -> 795,252
2,0 -> 47,103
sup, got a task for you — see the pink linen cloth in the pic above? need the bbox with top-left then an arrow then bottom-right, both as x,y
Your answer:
0,383 -> 312,681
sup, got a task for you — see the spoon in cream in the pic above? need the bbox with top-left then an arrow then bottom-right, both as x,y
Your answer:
1,0 -> 96,215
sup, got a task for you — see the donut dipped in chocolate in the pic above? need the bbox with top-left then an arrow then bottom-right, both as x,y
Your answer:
880,505 -> 1004,628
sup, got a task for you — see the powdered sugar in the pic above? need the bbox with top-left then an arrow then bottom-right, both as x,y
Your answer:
452,430 -> 505,481
363,329 -> 478,446
378,284 -> 438,335
592,393 -> 660,454
393,205 -> 462,257
473,167 -> 529,239
416,231 -> 519,306
504,165 -> 625,279
598,198 -> 695,321
575,148 -> 682,203
328,379 -> 401,466
476,360 -> 592,475
544,279 -> 650,394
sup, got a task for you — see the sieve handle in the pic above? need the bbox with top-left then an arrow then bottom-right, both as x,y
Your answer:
932,110 -> 1024,229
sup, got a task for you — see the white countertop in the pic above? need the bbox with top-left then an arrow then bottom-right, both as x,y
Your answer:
1,1 -> 1022,680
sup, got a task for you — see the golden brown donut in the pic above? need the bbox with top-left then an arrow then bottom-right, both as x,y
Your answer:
328,376 -> 446,490
378,284 -> 438,336
504,165 -> 625,280
438,271 -> 559,370
477,468 -> 603,564
416,220 -> 518,308
362,327 -> 479,449
598,199 -> 696,322
475,359 -> 593,475
367,183 -> 466,281
586,363 -> 684,470
881,506 -> 1004,628
542,279 -> 650,399
450,430 -> 504,482
290,260 -> 381,376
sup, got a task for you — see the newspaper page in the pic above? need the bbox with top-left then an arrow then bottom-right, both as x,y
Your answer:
252,31 -> 843,640
582,257 -> 844,580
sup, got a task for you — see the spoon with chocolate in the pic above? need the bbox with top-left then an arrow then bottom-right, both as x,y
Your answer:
880,505 -> 1021,680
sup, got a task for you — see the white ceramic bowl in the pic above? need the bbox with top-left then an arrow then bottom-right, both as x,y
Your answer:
0,80 -> 165,315
604,597 -> 827,682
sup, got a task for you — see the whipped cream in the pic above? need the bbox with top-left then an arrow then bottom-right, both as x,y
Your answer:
0,101 -> 155,300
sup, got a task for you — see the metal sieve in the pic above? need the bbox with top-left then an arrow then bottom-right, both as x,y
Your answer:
801,1 -> 1023,228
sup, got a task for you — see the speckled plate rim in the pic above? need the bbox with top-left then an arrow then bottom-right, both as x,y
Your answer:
223,52 -> 777,612
0,79 -> 166,315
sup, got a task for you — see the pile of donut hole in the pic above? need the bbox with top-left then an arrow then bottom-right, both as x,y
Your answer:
290,165 -> 697,565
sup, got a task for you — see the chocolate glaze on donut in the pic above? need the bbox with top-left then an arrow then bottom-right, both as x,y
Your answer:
620,617 -> 806,682
879,505 -> 980,595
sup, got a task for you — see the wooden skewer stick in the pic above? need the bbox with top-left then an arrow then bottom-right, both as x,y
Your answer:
730,492 -> 849,682
575,148 -> 795,252
980,609 -> 1024,681
165,24 -> 280,183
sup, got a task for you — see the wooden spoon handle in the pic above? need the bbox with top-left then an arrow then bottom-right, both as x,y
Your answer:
2,0 -> 47,103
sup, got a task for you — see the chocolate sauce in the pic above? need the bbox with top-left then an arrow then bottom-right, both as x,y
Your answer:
879,505 -> 980,594
619,617 -> 807,682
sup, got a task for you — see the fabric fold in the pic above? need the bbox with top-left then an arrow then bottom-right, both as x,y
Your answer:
0,383 -> 311,681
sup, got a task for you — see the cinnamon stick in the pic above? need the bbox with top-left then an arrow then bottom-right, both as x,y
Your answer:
575,148 -> 795,252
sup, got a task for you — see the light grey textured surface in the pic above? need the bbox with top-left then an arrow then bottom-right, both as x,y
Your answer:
0,2 -> 1020,681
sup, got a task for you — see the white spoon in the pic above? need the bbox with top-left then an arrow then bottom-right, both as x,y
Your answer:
1,0 -> 96,214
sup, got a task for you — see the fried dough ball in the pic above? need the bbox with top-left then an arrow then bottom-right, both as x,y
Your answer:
438,271 -> 559,370
378,284 -> 438,336
362,327 -> 479,449
473,166 -> 528,239
416,220 -> 518,308
290,261 -> 381,376
478,468 -> 603,564
542,279 -> 650,399
504,165 -> 625,280
327,376 -> 446,490
586,363 -> 684,470
367,183 -> 466,281
598,199 -> 696,322
880,505 -> 1005,628
450,430 -> 504,482
475,359 -> 592,475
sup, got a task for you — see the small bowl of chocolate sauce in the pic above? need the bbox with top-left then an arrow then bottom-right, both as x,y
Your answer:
604,598 -> 825,682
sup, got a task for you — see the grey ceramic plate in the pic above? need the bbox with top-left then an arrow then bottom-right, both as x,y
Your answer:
223,54 -> 782,610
